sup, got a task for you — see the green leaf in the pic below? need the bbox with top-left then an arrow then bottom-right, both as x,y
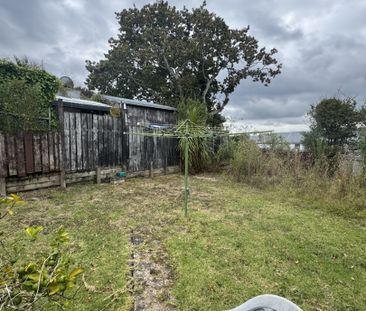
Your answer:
54,228 -> 69,244
26,273 -> 41,282
48,282 -> 66,296
9,193 -> 24,203
25,226 -> 44,239
68,267 -> 83,280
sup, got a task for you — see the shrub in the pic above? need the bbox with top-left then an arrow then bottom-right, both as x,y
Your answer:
0,59 -> 59,110
231,137 -> 262,182
0,80 -> 51,132
0,195 -> 83,310
215,137 -> 238,164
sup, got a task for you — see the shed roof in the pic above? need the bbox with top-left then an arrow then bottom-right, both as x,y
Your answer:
102,95 -> 177,111
55,95 -> 111,112
55,95 -> 177,112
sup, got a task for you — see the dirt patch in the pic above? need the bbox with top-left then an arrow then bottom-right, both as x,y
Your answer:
129,229 -> 176,311
193,175 -> 218,182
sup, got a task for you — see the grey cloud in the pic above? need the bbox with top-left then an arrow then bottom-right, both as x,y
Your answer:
1,0 -> 366,131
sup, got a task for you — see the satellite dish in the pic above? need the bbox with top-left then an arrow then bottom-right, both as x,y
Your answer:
60,76 -> 74,88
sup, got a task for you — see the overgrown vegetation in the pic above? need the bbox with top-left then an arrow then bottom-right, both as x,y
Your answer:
0,58 -> 59,109
0,58 -> 60,131
0,80 -> 50,132
218,134 -> 366,215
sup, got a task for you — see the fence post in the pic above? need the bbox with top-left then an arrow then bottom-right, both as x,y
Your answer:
0,178 -> 6,196
0,133 -> 7,195
57,99 -> 66,188
96,166 -> 101,184
121,103 -> 129,171
149,161 -> 154,178
164,157 -> 167,175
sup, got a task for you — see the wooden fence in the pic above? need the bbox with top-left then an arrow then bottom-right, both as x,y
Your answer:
63,111 -> 124,172
0,102 -> 179,194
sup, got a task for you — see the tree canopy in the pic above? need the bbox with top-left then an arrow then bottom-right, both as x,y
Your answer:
86,1 -> 281,123
303,97 -> 363,156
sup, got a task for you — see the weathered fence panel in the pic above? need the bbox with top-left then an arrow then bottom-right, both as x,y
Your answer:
126,106 -> 179,172
0,132 -> 61,178
62,111 -> 124,172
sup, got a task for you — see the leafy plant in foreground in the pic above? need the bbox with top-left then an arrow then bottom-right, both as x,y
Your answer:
0,195 -> 83,310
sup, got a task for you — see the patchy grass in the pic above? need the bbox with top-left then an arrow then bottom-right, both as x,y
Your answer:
1,174 -> 365,310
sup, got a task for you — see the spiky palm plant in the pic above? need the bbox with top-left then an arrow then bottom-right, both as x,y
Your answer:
177,99 -> 212,173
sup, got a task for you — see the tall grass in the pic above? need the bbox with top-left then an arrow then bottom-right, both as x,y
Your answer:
219,136 -> 366,217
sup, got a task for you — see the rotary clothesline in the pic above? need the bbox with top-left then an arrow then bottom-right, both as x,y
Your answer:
125,119 -> 272,216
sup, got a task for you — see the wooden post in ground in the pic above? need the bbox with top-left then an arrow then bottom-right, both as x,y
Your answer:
96,166 -> 101,184
0,178 -> 6,196
149,161 -> 154,178
164,157 -> 167,175
57,99 -> 67,188
0,133 -> 7,195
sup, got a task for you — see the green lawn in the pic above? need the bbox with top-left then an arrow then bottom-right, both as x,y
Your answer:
1,174 -> 365,310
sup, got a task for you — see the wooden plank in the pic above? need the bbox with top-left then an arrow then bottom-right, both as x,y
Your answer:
0,177 -> 6,195
64,111 -> 71,172
100,115 -> 106,167
93,114 -> 98,169
121,108 -> 129,169
41,133 -> 49,173
15,133 -> 26,177
112,117 -> 117,166
0,133 -> 7,177
53,132 -> 60,171
24,132 -> 34,174
96,166 -> 101,184
111,117 -> 115,166
7,180 -> 59,192
6,174 -> 61,186
69,112 -> 77,171
57,99 -> 66,187
6,134 -> 17,176
108,116 -> 113,167
104,115 -> 110,167
87,114 -> 93,170
33,133 -> 42,172
81,113 -> 88,171
48,132 -> 55,171
75,112 -> 82,171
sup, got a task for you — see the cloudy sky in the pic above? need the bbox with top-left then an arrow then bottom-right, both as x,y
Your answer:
1,0 -> 366,132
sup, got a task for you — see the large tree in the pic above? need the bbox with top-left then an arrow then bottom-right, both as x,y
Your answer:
86,1 -> 281,122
